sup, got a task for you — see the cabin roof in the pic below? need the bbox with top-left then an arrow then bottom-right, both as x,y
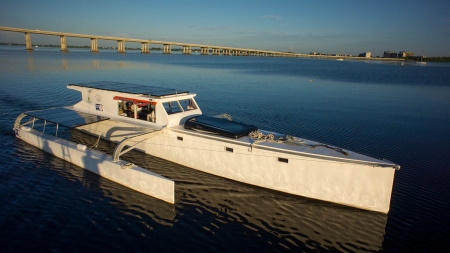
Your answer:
69,81 -> 189,98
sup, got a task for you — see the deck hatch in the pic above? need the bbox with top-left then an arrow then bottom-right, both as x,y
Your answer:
25,107 -> 109,128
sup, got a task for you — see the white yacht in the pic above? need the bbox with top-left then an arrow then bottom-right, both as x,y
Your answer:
13,81 -> 399,213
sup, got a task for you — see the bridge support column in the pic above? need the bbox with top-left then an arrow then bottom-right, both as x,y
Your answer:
90,38 -> 98,52
24,32 -> 33,51
117,40 -> 126,53
182,46 -> 192,54
60,35 -> 68,52
141,42 -> 150,54
201,47 -> 209,55
163,44 -> 172,54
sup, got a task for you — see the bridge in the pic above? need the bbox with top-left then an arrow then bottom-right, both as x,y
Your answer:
0,26 -> 307,57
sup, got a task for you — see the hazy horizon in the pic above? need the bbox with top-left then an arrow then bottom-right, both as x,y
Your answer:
1,0 -> 449,57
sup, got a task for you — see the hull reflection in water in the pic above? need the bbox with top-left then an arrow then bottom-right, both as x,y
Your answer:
15,138 -> 176,227
70,165 -> 176,226
71,130 -> 387,252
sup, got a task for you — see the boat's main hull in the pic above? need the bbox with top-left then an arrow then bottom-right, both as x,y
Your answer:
77,122 -> 396,213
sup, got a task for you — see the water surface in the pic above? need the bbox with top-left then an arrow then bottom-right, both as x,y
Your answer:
0,46 -> 449,252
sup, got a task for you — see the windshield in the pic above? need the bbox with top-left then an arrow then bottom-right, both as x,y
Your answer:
163,98 -> 197,115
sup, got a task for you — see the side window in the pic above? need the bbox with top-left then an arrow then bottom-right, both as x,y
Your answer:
118,101 -> 129,117
163,101 -> 183,115
179,99 -> 197,111
137,104 -> 156,122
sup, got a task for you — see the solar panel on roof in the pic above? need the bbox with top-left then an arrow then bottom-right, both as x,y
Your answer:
25,107 -> 109,128
69,81 -> 189,97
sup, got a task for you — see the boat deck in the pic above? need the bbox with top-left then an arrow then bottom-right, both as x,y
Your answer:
75,118 -> 161,143
22,101 -> 393,170
74,117 -> 397,169
169,125 -> 398,168
24,107 -> 110,128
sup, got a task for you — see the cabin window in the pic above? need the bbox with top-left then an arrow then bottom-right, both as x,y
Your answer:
118,101 -> 132,117
117,101 -> 156,122
137,104 -> 156,122
163,101 -> 183,115
178,99 -> 197,111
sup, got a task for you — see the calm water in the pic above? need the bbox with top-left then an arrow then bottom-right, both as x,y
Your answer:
1,46 -> 449,252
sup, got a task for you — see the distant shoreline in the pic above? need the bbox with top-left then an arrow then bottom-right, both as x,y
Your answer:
1,43 -> 448,62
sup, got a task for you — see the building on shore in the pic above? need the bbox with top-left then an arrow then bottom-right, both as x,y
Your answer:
358,52 -> 371,58
398,51 -> 414,58
384,51 -> 398,58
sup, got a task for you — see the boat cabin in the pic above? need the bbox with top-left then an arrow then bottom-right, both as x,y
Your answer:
68,81 -> 202,128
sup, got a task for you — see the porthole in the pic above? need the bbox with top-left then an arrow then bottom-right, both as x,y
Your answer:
278,158 -> 288,163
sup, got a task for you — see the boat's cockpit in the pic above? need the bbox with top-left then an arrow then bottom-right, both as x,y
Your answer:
115,97 -> 198,123
67,81 -> 202,128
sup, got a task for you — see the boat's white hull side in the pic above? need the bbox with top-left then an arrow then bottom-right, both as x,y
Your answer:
15,127 -> 175,204
151,130 -> 394,213
77,123 -> 395,213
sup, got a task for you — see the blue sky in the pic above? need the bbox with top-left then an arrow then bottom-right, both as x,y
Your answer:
1,0 -> 449,56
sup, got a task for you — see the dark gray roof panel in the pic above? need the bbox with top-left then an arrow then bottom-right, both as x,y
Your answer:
69,81 -> 189,97
25,107 -> 109,128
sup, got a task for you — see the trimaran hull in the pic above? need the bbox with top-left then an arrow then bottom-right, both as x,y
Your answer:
14,81 -> 398,213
